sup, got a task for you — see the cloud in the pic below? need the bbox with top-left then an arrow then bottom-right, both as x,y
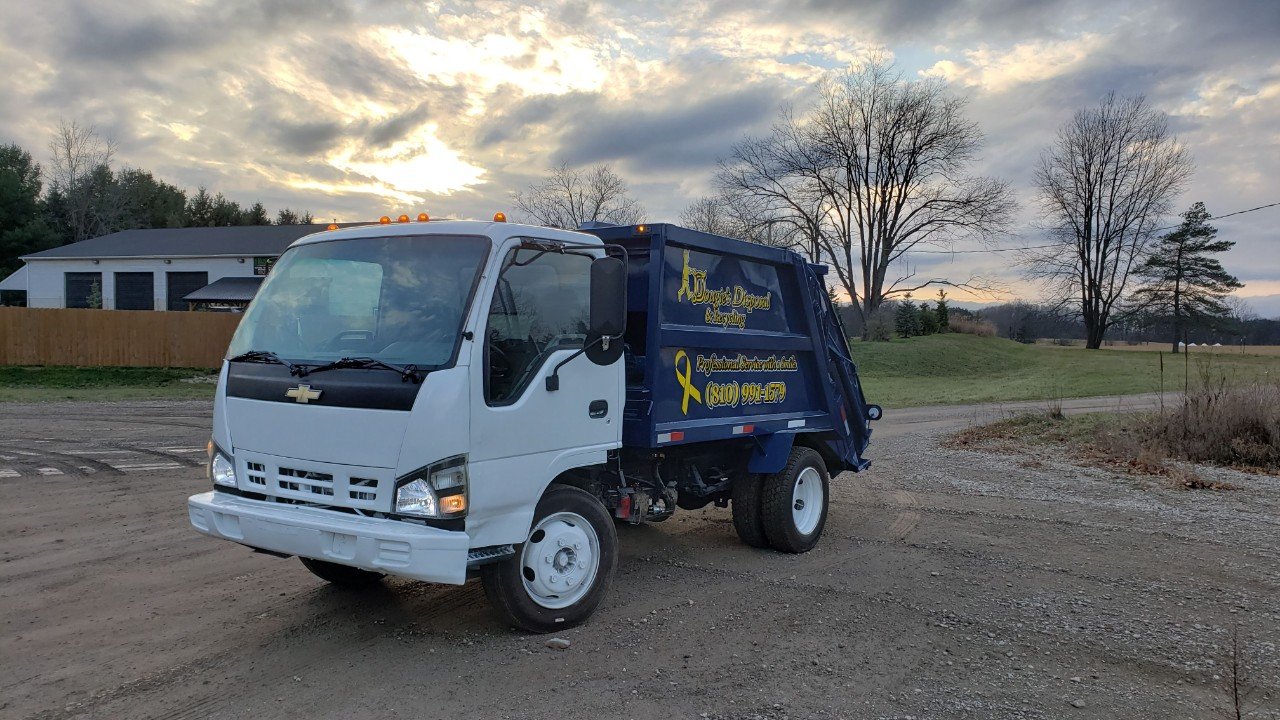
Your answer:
0,0 -> 1275,300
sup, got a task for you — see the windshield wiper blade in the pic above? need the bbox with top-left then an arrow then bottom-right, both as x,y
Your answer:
297,356 -> 423,383
227,350 -> 304,375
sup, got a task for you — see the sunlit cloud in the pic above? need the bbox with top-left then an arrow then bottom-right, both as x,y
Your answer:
329,123 -> 485,196
921,34 -> 1107,92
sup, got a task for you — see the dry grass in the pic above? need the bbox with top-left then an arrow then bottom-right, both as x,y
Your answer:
949,316 -> 997,337
1036,339 -> 1280,357
1146,379 -> 1280,471
946,401 -> 1252,491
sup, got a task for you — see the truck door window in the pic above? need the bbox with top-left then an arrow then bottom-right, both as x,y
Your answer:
485,246 -> 591,404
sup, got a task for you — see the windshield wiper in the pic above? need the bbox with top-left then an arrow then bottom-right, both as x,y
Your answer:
227,350 -> 304,375
295,356 -> 423,384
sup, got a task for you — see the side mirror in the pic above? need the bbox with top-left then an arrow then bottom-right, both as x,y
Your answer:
585,256 -> 626,365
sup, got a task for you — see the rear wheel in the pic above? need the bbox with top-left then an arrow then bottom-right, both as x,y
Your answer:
760,447 -> 829,553
299,557 -> 386,587
481,484 -> 618,633
731,473 -> 769,548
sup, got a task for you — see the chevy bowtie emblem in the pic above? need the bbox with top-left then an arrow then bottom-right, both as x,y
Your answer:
286,384 -> 322,404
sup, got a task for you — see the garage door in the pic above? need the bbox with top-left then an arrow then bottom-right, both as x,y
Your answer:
65,272 -> 102,309
114,272 -> 154,310
166,272 -> 208,311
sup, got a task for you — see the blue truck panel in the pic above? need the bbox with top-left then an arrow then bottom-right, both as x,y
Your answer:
580,223 -> 873,472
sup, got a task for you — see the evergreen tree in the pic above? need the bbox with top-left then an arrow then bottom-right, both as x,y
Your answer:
184,186 -> 216,227
240,202 -> 271,225
894,296 -> 921,338
86,279 -> 102,309
935,288 -> 950,331
209,193 -> 242,227
1132,202 -> 1243,353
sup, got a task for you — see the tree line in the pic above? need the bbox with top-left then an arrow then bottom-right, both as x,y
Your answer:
0,121 -> 313,276
512,55 -> 1250,352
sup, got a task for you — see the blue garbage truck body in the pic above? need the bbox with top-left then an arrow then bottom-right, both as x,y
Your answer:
581,223 -> 875,512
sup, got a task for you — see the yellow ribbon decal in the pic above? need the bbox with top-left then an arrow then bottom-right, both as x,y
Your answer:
677,249 -> 694,303
674,349 -> 702,415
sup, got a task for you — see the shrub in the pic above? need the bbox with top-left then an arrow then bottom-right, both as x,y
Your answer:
920,304 -> 940,335
1145,380 -> 1280,470
866,312 -> 894,341
949,316 -> 997,337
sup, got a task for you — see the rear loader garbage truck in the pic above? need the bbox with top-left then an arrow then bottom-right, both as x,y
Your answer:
188,216 -> 880,632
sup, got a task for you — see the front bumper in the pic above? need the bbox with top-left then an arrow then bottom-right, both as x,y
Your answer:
188,491 -> 470,584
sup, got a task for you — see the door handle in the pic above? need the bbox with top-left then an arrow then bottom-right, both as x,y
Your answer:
588,400 -> 608,419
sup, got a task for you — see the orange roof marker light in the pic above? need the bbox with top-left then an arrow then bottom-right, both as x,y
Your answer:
326,223 -> 338,231
417,212 -> 429,222
379,216 -> 391,224
493,212 -> 507,222
397,214 -> 411,223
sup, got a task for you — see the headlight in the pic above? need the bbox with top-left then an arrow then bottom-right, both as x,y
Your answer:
207,440 -> 237,488
394,455 -> 468,519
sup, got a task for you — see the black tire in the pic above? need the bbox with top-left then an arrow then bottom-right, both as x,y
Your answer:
760,447 -> 830,553
299,557 -> 386,587
481,484 -> 618,633
731,473 -> 769,548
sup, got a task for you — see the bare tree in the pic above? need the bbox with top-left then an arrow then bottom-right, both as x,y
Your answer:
1030,93 -> 1192,349
717,56 -> 1014,324
512,163 -> 644,229
679,193 -> 805,251
47,120 -> 116,242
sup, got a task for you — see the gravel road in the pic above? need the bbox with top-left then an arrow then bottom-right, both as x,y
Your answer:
1,397 -> 1276,719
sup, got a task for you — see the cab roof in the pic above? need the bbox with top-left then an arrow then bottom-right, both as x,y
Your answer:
288,219 -> 603,250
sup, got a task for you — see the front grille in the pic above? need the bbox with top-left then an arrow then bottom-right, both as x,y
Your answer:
278,466 -> 335,497
246,462 -> 267,487
237,453 -> 392,512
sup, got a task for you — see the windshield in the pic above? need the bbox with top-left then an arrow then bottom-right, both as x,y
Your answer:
227,234 -> 489,368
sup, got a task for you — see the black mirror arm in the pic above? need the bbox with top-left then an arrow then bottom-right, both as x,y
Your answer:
545,334 -> 620,392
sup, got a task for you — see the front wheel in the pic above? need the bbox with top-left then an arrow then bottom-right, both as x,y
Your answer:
481,484 -> 618,633
760,447 -> 830,553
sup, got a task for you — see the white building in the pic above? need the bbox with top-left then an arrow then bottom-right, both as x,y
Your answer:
1,224 -> 339,310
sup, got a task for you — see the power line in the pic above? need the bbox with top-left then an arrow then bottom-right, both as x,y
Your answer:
908,200 -> 1279,255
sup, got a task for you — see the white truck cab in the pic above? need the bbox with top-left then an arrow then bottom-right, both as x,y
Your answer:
190,219 -> 626,630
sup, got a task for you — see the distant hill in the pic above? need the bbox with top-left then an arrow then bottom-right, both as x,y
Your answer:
1241,294 -> 1280,320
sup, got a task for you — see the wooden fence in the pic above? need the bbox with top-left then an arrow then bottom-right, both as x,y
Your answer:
0,307 -> 242,368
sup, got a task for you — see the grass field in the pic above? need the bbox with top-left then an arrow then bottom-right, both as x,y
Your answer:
0,366 -> 218,402
4,334 -> 1279,406
853,333 -> 1280,408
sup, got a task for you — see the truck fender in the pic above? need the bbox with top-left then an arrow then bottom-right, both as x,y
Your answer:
747,432 -> 796,475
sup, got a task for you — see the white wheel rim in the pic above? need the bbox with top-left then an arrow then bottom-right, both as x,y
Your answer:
520,511 -> 600,609
791,467 -> 823,535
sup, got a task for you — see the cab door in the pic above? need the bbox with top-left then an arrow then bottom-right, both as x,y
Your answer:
465,239 -> 624,546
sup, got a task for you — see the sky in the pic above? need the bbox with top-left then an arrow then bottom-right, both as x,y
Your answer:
1,0 -> 1278,314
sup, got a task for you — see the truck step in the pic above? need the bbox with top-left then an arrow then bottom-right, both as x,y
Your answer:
466,544 -> 516,566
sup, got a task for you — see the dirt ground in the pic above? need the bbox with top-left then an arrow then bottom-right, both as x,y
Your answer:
1,397 -> 1277,719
